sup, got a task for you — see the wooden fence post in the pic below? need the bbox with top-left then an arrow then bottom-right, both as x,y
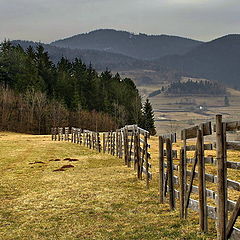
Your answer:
159,136 -> 164,204
125,129 -> 129,165
179,149 -> 185,218
166,138 -> 174,210
113,132 -> 115,156
183,129 -> 188,219
53,127 -> 56,141
116,131 -> 119,157
136,131 -> 141,179
51,128 -> 54,141
197,128 -> 208,232
80,130 -> 82,145
120,131 -> 123,158
128,132 -> 134,168
103,133 -> 106,153
110,131 -> 112,155
216,114 -> 227,240
145,133 -> 149,189
58,127 -> 60,141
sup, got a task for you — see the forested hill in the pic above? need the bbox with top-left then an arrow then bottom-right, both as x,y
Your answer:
12,32 -> 240,87
0,41 -> 148,134
155,34 -> 240,87
12,40 -> 150,71
51,29 -> 202,60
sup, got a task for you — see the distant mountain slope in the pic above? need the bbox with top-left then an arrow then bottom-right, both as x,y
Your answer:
12,33 -> 240,87
12,40 -> 153,71
50,29 -> 203,60
154,34 -> 240,87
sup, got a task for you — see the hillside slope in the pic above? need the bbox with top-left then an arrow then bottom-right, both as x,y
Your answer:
154,34 -> 240,86
12,40 -> 151,71
51,29 -> 203,60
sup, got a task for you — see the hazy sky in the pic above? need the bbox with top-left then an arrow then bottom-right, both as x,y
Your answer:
0,0 -> 239,43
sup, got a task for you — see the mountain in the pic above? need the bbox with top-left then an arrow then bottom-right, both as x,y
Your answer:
50,29 -> 203,60
12,40 -> 153,71
12,32 -> 240,87
154,34 -> 240,87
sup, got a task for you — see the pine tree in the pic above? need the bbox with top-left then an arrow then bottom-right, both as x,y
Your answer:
224,95 -> 230,106
142,99 -> 156,135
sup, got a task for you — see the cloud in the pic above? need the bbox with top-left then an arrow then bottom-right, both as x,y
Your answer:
0,0 -> 239,42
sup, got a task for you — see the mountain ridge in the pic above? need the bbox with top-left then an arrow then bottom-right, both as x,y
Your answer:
11,31 -> 240,87
50,29 -> 203,60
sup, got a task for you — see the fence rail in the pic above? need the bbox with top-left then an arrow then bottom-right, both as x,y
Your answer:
51,124 -> 151,188
159,115 -> 240,240
52,114 -> 240,240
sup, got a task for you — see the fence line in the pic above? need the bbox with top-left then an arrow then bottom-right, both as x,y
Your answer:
51,114 -> 240,240
158,115 -> 240,240
51,124 -> 151,188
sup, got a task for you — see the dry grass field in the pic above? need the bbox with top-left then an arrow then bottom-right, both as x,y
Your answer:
0,132 -> 220,240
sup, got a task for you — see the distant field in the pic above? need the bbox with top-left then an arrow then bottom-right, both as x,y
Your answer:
138,84 -> 240,135
0,132 -> 218,240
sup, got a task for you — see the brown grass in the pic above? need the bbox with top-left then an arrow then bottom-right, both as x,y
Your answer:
0,132 -> 219,239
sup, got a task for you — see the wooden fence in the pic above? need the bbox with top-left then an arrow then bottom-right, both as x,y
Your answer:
159,115 -> 240,240
51,114 -> 240,239
51,124 -> 151,188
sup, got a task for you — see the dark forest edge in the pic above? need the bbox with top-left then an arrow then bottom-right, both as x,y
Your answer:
0,41 -> 156,135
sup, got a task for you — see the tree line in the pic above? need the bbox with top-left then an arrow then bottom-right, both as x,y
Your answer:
165,80 -> 226,95
0,41 -> 156,135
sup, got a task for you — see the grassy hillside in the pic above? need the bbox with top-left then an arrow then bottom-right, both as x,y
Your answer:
0,132 -> 217,239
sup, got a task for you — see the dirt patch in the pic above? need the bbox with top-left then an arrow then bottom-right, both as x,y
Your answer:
61,164 -> 74,169
53,164 -> 74,172
64,158 -> 79,162
29,161 -> 45,164
53,168 -> 65,172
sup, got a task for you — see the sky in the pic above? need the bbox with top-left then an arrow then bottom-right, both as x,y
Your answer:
0,0 -> 239,43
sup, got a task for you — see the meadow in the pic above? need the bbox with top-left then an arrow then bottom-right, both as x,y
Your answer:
137,84 -> 240,135
0,132 -> 218,240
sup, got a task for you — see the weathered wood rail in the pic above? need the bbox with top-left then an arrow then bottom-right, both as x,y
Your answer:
52,114 -> 240,239
159,115 -> 240,240
51,124 -> 151,188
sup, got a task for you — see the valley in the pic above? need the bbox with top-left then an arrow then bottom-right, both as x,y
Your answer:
138,84 -> 240,134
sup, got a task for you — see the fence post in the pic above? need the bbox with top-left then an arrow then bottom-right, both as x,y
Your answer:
183,129 -> 187,219
103,133 -> 106,153
179,149 -> 185,218
166,138 -> 174,210
159,136 -> 164,203
197,128 -> 208,232
120,131 -> 123,158
145,133 -> 149,189
116,131 -> 119,157
216,114 -> 227,240
124,128 -> 128,165
80,130 -> 82,145
128,132 -> 134,168
51,128 -> 54,141
58,127 -> 60,141
136,131 -> 141,179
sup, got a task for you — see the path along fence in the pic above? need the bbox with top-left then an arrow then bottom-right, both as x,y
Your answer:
51,114 -> 240,240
